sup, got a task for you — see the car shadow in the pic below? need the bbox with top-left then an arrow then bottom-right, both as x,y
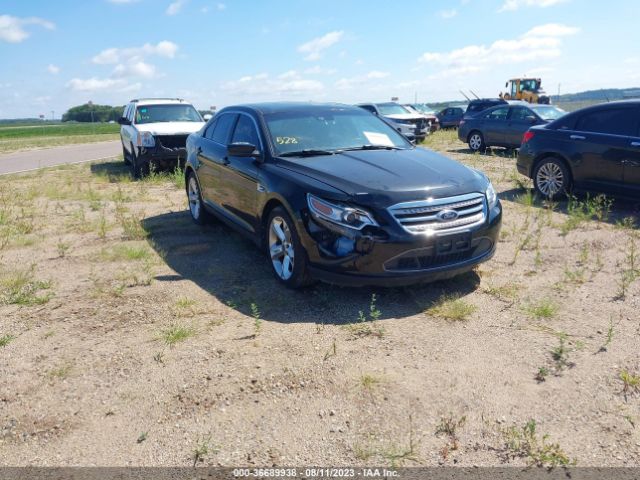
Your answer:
499,187 -> 640,227
446,147 -> 519,158
142,211 -> 482,325
90,161 -> 131,181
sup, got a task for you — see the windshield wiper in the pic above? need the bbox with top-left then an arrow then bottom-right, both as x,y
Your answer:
341,144 -> 406,151
279,149 -> 336,157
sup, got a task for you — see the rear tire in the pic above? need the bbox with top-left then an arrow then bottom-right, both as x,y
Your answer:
265,207 -> 315,289
468,131 -> 486,152
533,157 -> 571,199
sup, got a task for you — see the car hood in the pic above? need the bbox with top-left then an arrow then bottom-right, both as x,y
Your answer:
275,148 -> 488,207
384,114 -> 424,121
135,122 -> 205,135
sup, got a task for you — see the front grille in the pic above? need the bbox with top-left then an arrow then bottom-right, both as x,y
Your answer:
389,250 -> 474,272
156,135 -> 188,149
388,193 -> 486,235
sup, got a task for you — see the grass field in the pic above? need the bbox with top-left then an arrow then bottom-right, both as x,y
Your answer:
1,132 -> 639,467
0,122 -> 119,154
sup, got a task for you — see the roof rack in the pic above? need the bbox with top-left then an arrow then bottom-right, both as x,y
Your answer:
130,98 -> 184,103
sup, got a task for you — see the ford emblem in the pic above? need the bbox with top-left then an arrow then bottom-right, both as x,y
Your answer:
437,209 -> 458,221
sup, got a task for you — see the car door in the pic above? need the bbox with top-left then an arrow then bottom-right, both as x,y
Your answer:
482,106 -> 509,145
505,106 -> 538,147
120,104 -> 133,152
197,113 -> 237,206
568,106 -> 636,190
622,107 -> 640,194
215,113 -> 263,233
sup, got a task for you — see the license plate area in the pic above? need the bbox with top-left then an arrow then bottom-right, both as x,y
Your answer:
436,232 -> 471,255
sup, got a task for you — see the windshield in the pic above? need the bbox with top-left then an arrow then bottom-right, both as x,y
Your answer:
531,105 -> 566,121
264,108 -> 412,155
135,104 -> 202,124
412,104 -> 435,115
377,104 -> 411,116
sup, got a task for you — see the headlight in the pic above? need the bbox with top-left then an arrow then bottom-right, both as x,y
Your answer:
307,194 -> 378,230
138,132 -> 155,148
486,181 -> 498,208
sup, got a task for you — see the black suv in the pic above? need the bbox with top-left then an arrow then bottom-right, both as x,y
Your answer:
464,98 -> 508,118
517,100 -> 640,198
184,103 -> 502,288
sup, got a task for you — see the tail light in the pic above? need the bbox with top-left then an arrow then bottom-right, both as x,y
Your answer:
522,131 -> 535,145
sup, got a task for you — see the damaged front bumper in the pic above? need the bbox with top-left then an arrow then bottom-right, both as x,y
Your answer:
300,203 -> 502,287
138,136 -> 188,168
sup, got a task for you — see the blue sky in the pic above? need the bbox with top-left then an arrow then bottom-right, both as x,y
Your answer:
0,0 -> 638,118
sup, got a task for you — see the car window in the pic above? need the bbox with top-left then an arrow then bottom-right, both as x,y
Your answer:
211,113 -> 238,144
509,107 -> 532,121
231,115 -> 260,147
359,105 -> 376,114
486,107 -> 509,120
203,118 -> 217,140
575,108 -> 638,136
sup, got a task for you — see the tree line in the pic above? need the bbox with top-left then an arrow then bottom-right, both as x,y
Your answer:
62,103 -> 124,123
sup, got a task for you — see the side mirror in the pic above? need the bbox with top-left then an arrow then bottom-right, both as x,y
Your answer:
505,82 -> 508,88
227,142 -> 259,158
203,114 -> 212,121
117,117 -> 131,126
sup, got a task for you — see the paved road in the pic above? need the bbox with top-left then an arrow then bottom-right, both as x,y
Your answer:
0,140 -> 121,176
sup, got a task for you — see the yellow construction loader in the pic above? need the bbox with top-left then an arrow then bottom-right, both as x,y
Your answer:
501,78 -> 551,104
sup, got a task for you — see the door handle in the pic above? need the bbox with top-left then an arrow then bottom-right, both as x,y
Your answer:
631,142 -> 640,147
570,135 -> 586,140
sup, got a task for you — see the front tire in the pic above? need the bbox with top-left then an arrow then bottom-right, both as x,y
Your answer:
186,171 -> 213,225
122,143 -> 131,165
468,131 -> 486,152
266,207 -> 314,289
533,157 -> 571,199
130,144 -> 149,179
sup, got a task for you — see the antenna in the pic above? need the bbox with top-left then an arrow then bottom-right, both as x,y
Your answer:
459,90 -> 471,101
469,90 -> 480,99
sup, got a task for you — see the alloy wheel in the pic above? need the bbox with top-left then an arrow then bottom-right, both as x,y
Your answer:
469,134 -> 482,151
188,176 -> 201,220
536,162 -> 564,197
268,216 -> 294,280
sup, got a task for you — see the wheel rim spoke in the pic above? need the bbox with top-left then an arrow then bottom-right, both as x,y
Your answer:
269,216 -> 295,280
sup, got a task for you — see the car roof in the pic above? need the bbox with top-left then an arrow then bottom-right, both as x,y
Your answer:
221,102 -> 365,115
468,98 -> 505,103
131,98 -> 192,106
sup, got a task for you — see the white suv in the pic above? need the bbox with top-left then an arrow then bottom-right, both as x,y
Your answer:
118,98 -> 208,178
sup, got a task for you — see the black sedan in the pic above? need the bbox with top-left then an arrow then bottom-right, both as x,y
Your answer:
184,102 -> 502,288
517,100 -> 640,198
458,103 -> 566,152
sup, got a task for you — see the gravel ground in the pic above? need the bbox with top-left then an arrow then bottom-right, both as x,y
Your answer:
1,131 -> 639,467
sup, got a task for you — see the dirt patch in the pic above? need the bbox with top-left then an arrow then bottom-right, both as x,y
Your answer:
1,135 -> 639,467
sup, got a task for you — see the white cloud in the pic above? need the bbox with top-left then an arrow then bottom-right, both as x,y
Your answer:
297,31 -> 344,61
217,3 -> 226,10
366,70 -> 390,79
440,9 -> 458,19
67,77 -> 127,92
499,0 -> 569,12
221,72 -> 324,97
417,23 -> 579,75
166,0 -> 187,15
92,41 -> 178,64
0,15 -> 55,43
335,71 -> 391,90
113,60 -> 157,78
47,64 -> 60,74
303,65 -> 337,75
